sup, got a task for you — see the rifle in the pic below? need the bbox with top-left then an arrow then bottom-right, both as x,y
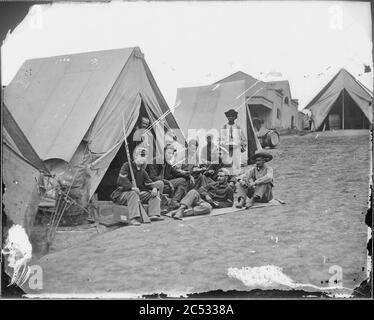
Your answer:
122,115 -> 151,224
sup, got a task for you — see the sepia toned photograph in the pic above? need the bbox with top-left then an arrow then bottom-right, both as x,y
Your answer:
1,0 -> 372,302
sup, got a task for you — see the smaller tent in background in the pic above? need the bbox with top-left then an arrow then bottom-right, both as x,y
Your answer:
175,80 -> 262,165
2,103 -> 49,236
304,68 -> 372,131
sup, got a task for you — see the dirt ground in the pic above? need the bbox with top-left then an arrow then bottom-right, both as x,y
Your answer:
29,130 -> 371,296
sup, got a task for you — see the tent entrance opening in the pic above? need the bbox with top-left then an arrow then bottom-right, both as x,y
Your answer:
321,89 -> 370,130
94,101 -> 155,200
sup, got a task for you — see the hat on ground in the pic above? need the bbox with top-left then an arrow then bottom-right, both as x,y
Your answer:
224,109 -> 238,118
250,151 -> 273,162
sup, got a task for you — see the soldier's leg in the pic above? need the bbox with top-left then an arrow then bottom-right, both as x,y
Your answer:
236,182 -> 254,208
139,190 -> 163,220
170,178 -> 188,202
173,189 -> 201,219
121,191 -> 141,221
180,189 -> 201,208
152,180 -> 164,195
147,196 -> 162,217
254,183 -> 273,203
235,182 -> 248,207
232,147 -> 241,175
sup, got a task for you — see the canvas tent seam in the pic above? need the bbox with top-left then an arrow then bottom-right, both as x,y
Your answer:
89,93 -> 141,170
347,89 -> 372,104
348,72 -> 373,97
86,48 -> 136,144
141,58 -> 183,135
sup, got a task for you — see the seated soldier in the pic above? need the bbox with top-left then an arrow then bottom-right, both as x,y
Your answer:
147,143 -> 193,210
235,151 -> 274,208
111,147 -> 164,226
172,168 -> 234,220
179,139 -> 212,190
198,168 -> 234,208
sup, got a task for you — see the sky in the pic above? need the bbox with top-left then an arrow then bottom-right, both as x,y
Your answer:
1,1 -> 372,111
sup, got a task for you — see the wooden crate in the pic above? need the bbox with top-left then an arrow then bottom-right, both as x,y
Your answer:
89,197 -> 150,226
97,201 -> 130,225
89,199 -> 127,227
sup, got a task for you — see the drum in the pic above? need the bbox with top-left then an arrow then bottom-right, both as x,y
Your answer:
263,130 -> 280,148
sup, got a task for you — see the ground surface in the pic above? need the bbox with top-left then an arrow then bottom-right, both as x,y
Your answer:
29,130 -> 371,296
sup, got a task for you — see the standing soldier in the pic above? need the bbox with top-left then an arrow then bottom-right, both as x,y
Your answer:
220,109 -> 247,175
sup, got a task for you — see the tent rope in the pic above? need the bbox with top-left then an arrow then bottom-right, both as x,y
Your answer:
46,143 -> 90,247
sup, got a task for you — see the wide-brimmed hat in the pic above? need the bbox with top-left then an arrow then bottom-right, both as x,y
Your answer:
251,151 -> 273,162
224,109 -> 238,118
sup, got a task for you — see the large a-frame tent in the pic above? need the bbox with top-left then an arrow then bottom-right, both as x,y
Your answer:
304,68 -> 373,131
4,47 -> 184,203
3,102 -> 49,235
174,80 -> 262,164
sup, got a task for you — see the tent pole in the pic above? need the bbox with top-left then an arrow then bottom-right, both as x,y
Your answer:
342,90 -> 345,130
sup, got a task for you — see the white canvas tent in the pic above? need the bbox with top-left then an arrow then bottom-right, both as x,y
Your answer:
2,103 -> 48,235
174,80 -> 262,164
4,47 -> 184,203
304,68 -> 372,131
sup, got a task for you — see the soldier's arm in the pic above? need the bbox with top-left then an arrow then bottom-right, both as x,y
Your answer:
254,166 -> 273,185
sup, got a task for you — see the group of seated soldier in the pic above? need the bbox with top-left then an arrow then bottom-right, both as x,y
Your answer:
110,136 -> 274,226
